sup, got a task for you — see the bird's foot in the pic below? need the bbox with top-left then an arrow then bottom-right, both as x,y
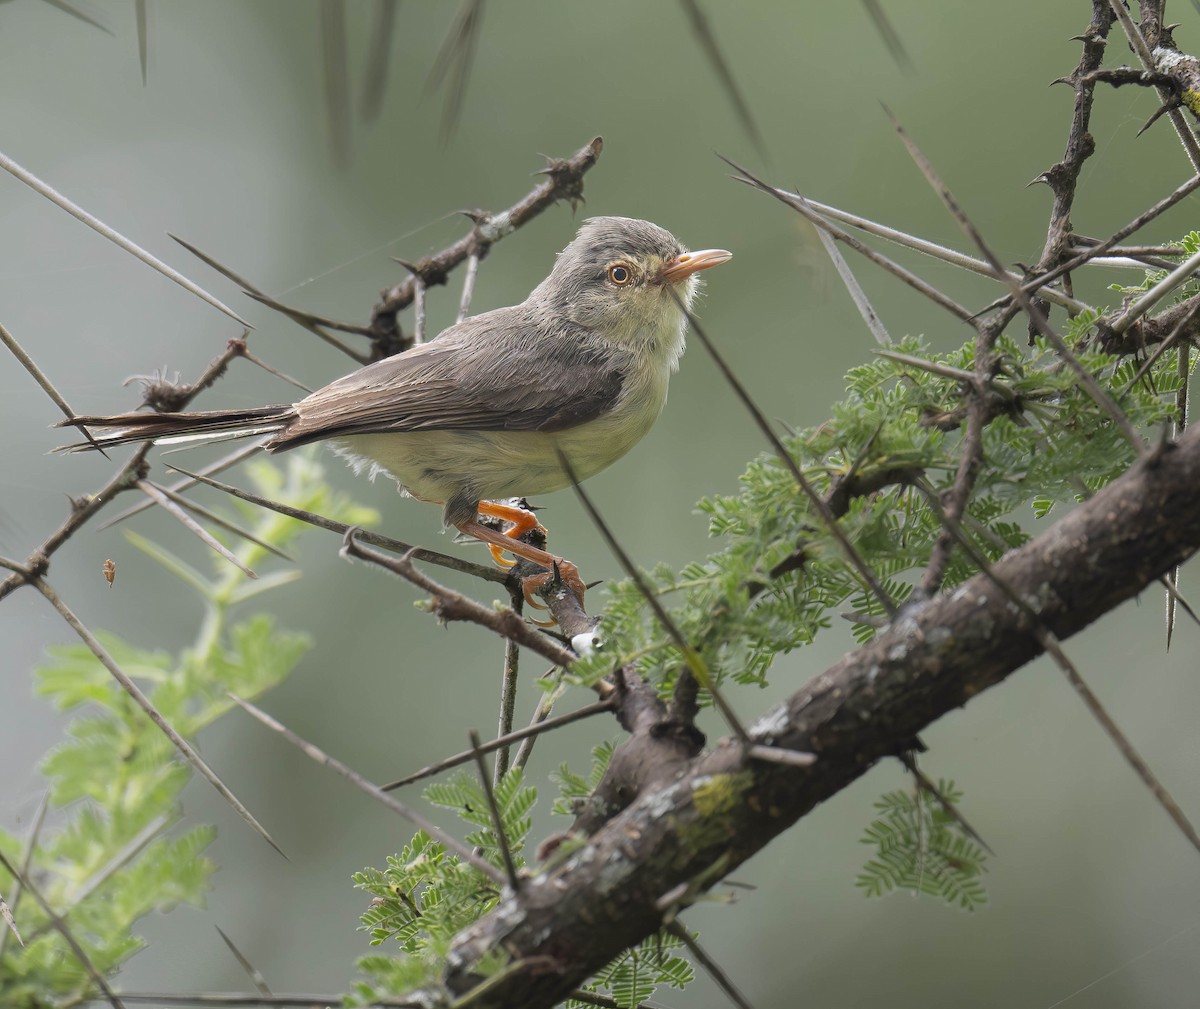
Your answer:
521,559 -> 586,614
488,543 -> 518,568
477,500 -> 546,570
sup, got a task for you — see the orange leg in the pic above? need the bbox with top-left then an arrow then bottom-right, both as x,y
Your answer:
455,517 -> 585,615
476,500 -> 547,569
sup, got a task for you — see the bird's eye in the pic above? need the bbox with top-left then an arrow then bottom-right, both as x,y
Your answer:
608,263 -> 633,286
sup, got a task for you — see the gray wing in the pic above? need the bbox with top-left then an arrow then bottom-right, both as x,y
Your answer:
272,306 -> 627,449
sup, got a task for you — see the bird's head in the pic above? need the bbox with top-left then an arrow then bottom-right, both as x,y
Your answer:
529,216 -> 731,366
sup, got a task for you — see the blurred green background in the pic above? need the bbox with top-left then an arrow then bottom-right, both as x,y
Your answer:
2,1 -> 1198,1005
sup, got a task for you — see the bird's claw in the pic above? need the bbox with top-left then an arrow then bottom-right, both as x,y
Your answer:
488,543 -> 518,568
520,560 -> 586,617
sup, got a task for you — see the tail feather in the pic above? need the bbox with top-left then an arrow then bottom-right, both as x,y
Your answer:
56,405 -> 294,452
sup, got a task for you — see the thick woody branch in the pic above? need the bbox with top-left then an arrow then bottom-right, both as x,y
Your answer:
441,423 -> 1200,1009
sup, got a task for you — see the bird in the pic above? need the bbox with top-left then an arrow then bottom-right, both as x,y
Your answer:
60,216 -> 732,610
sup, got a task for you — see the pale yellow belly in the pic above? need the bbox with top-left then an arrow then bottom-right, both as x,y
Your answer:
334,386 -> 665,507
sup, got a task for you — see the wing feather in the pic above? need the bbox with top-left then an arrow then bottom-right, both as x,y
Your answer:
270,306 -> 627,449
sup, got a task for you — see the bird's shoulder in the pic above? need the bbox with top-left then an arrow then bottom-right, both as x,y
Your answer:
281,304 -> 632,442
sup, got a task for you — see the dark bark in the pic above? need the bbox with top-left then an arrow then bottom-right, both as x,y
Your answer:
442,423 -> 1200,1009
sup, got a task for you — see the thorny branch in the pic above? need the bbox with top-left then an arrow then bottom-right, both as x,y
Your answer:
368,136 -> 604,359
7,7 -> 1200,1003
441,423 -> 1200,1009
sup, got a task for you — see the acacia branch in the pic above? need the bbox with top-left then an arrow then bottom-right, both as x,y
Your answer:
368,136 -> 604,358
440,423 -> 1200,1009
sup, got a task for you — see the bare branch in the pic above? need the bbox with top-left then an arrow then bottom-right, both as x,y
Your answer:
170,234 -> 369,364
665,921 -> 755,1009
0,149 -> 249,327
469,731 -> 521,890
381,699 -> 615,791
884,107 -> 1148,458
369,136 -> 604,356
726,161 -> 975,323
165,465 -> 506,584
135,481 -> 258,579
444,423 -> 1200,1009
339,532 -> 578,669
229,694 -> 504,885
215,926 -> 273,997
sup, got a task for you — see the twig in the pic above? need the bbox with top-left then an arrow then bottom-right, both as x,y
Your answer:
234,346 -> 312,394
369,136 -> 604,352
215,926 -> 272,997
135,481 -> 258,579
0,452 -> 148,603
42,0 -> 113,34
170,233 -> 368,364
340,532 -> 579,667
469,731 -> 520,890
665,921 -> 755,1009
862,0 -> 913,71
164,465 -> 505,583
494,629 -> 521,782
1119,297 -> 1200,396
390,256 -> 426,343
426,0 -> 486,143
1022,171 -> 1200,298
96,443 -> 259,531
884,107 -> 1148,458
0,149 -> 248,327
875,349 -> 1014,394
318,0 -> 351,170
381,699 -> 614,791
229,694 -> 504,884
1107,0 -> 1200,173
135,0 -> 148,83
724,159 -> 975,323
242,290 -> 373,336
813,225 -> 890,346
141,480 -> 293,561
769,188 -> 1087,313
897,752 -> 994,855
23,813 -> 173,946
511,682 -> 563,773
457,250 -> 480,323
0,321 -> 103,451
1110,246 -> 1200,334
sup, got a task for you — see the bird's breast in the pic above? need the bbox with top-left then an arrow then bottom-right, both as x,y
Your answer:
331,360 -> 672,508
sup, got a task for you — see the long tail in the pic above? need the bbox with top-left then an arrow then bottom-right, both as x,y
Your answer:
56,405 -> 295,452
